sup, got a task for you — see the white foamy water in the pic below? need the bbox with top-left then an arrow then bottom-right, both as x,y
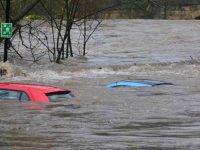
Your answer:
7,19 -> 200,81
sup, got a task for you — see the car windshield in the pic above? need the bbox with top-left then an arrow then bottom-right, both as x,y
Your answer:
46,91 -> 74,102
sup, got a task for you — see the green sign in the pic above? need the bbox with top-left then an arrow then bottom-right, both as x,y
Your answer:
1,23 -> 12,38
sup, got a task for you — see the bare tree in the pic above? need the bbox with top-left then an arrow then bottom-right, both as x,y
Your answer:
0,0 -> 123,63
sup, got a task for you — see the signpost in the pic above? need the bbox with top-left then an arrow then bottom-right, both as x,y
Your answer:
2,0 -> 11,62
1,23 -> 12,38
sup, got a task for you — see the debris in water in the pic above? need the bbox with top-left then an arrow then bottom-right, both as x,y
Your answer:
0,62 -> 13,77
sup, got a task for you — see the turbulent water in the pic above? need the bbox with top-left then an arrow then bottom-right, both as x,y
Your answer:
1,20 -> 200,149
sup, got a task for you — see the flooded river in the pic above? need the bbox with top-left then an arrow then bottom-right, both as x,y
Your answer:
1,20 -> 200,149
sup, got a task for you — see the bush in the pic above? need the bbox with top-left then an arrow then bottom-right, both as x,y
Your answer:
24,15 -> 43,21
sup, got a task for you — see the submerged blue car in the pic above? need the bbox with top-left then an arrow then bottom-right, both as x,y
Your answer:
106,80 -> 173,88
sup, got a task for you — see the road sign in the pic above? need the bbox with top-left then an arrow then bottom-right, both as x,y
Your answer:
1,23 -> 12,38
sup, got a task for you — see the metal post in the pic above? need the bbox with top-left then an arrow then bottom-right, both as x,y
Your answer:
3,0 -> 11,62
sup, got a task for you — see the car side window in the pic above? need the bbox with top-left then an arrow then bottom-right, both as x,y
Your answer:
19,92 -> 29,102
0,89 -> 29,101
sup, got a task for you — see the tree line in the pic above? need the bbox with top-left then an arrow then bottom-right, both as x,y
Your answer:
1,0 -> 199,19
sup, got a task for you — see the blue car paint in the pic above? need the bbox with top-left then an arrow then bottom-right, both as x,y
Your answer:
106,80 -> 173,88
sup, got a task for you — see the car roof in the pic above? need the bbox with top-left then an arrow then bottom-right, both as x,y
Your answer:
0,82 -> 69,93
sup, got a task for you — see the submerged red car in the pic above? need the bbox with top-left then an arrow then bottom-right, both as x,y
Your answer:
0,82 -> 74,103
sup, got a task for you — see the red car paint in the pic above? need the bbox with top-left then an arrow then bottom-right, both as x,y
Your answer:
0,82 -> 70,103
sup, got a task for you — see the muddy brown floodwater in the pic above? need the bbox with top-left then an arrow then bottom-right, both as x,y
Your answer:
1,20 -> 200,149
